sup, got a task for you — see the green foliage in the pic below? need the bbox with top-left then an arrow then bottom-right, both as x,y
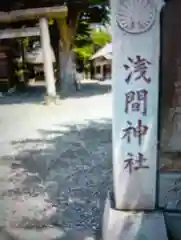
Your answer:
86,4 -> 110,25
72,0 -> 110,63
74,21 -> 92,47
73,28 -> 111,64
91,29 -> 111,47
73,44 -> 94,60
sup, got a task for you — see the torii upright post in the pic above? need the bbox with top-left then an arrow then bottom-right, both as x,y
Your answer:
103,0 -> 168,239
40,17 -> 56,100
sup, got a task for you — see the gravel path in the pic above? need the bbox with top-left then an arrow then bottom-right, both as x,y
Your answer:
0,80 -> 112,238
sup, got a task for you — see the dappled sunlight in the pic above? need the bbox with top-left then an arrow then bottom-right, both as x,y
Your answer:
0,80 -> 111,106
0,119 -> 112,232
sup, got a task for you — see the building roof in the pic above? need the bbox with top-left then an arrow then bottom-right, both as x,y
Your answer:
90,43 -> 112,60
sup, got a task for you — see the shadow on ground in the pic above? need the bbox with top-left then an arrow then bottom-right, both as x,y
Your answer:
0,119 -> 112,239
69,81 -> 111,99
0,81 -> 111,105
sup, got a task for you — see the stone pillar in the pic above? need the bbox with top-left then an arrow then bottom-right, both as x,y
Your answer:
102,0 -> 168,239
39,17 -> 56,98
112,0 -> 164,210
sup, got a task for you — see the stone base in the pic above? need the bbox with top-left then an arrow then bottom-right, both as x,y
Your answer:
43,95 -> 59,105
102,193 -> 168,240
165,213 -> 181,240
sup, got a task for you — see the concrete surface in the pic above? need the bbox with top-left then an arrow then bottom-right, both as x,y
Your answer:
0,80 -> 112,239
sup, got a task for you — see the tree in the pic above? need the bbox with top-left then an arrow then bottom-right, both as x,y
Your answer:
57,1 -> 109,94
91,28 -> 111,48
74,44 -> 94,61
73,28 -> 111,71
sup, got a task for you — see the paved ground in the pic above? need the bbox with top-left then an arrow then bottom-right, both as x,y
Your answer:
0,80 -> 112,239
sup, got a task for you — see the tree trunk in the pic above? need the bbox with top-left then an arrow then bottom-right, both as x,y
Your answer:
59,50 -> 75,96
57,7 -> 80,97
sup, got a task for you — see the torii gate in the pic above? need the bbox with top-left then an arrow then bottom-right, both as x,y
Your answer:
0,6 -> 67,99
